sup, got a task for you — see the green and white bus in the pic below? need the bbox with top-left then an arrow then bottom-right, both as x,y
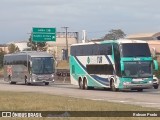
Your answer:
69,39 -> 158,91
3,51 -> 55,85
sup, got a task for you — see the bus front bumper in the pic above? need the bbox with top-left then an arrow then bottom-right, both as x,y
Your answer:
31,74 -> 54,83
33,79 -> 54,83
123,82 -> 153,89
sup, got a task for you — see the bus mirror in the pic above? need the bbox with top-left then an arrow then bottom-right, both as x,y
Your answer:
153,60 -> 158,71
121,62 -> 124,71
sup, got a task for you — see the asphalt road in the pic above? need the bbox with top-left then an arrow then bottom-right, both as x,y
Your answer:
0,79 -> 160,109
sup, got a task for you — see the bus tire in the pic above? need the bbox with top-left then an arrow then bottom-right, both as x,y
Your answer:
83,78 -> 88,90
153,85 -> 158,89
79,78 -> 83,89
8,76 -> 16,84
25,76 -> 27,85
10,81 -> 16,84
137,89 -> 143,92
10,82 -> 16,84
110,79 -> 118,92
27,83 -> 31,85
45,82 -> 49,85
8,75 -> 11,82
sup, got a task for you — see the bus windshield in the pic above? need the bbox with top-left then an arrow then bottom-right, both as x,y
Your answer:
32,57 -> 54,74
123,61 -> 152,78
121,43 -> 151,57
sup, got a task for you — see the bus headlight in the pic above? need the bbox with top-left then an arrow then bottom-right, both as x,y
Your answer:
51,74 -> 54,82
148,81 -> 153,84
51,74 -> 54,78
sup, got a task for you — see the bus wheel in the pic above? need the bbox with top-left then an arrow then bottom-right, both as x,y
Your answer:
137,89 -> 143,92
153,85 -> 159,89
79,79 -> 83,89
83,79 -> 88,90
111,80 -> 118,92
45,82 -> 49,85
8,76 -> 16,84
8,75 -> 11,82
10,82 -> 16,84
25,76 -> 27,85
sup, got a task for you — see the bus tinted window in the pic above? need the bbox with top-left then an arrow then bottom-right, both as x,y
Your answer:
121,43 -> 151,57
86,64 -> 114,75
71,44 -> 112,56
32,57 -> 54,74
99,44 -> 112,55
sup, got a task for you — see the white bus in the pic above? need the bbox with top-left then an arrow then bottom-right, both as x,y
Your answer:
3,51 -> 55,85
70,39 -> 158,91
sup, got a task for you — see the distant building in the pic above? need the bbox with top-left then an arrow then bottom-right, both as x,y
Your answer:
0,44 -> 9,53
46,32 -> 79,60
126,32 -> 160,40
7,41 -> 30,52
14,41 -> 29,51
126,32 -> 160,62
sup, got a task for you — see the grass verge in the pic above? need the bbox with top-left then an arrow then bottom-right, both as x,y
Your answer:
0,69 -> 3,78
56,60 -> 69,69
0,91 -> 159,120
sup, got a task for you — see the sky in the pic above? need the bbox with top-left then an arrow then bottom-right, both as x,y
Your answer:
0,0 -> 160,44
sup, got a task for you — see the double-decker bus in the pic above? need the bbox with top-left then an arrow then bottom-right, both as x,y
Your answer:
69,39 -> 158,91
3,51 -> 55,85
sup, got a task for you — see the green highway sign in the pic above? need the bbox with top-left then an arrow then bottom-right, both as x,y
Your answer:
32,27 -> 56,42
33,28 -> 56,33
32,33 -> 56,42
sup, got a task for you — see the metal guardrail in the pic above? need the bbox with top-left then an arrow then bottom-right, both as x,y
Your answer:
55,69 -> 70,77
55,69 -> 70,83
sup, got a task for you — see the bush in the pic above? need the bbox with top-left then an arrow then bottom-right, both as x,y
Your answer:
0,51 -> 4,69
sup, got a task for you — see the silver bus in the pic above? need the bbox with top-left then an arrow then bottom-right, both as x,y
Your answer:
3,51 -> 55,85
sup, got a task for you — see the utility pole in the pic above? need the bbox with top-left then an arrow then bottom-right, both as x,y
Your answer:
62,27 -> 69,61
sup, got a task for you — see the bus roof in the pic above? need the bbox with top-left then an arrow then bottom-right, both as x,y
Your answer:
5,51 -> 53,58
71,39 -> 147,46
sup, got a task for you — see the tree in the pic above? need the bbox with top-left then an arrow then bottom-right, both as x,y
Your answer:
27,35 -> 46,51
0,49 -> 5,69
103,29 -> 126,40
8,44 -> 19,53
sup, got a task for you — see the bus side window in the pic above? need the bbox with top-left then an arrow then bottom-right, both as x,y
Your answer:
99,44 -> 112,55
